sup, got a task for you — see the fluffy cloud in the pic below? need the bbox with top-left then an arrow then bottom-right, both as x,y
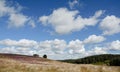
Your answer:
1,39 -> 119,59
0,0 -> 35,28
85,47 -> 107,56
39,8 -> 103,34
109,40 -> 120,50
92,47 -> 107,54
83,35 -> 106,44
0,0 -> 15,17
100,15 -> 120,35
8,13 -> 29,28
38,39 -> 67,54
0,39 -> 38,47
0,39 -> 67,55
68,39 -> 85,54
28,20 -> 36,28
50,39 -> 67,54
0,47 -> 36,55
0,39 -> 85,59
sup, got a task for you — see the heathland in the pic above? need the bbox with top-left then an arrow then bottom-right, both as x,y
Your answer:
0,53 -> 120,72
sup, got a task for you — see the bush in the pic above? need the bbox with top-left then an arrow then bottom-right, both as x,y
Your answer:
33,54 -> 39,57
43,54 -> 47,58
109,58 -> 120,66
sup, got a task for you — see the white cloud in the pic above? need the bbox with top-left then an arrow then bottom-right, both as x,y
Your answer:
39,8 -> 103,34
8,13 -> 29,28
0,39 -> 67,54
100,15 -> 120,35
68,39 -> 85,54
38,39 -> 67,54
0,38 -> 119,60
0,39 -> 85,59
38,40 -> 52,49
50,39 -> 67,54
0,39 -> 38,47
92,47 -> 107,54
0,47 -> 36,55
83,35 -> 106,44
0,0 -> 35,28
0,0 -> 15,17
28,20 -> 36,28
39,16 -> 48,25
85,47 -> 107,56
68,0 -> 79,9
109,40 -> 120,50
38,39 -> 86,58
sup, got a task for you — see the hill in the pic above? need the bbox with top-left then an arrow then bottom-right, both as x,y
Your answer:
0,53 -> 50,64
0,53 -> 120,72
60,54 -> 120,66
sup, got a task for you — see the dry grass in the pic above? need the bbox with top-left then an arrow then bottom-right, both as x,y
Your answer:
0,57 -> 120,72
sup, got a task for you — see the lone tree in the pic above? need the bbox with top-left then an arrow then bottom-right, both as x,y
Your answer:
33,54 -> 39,57
43,54 -> 47,58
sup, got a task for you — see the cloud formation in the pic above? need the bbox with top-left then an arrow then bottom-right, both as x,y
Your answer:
0,38 -> 119,59
39,8 -> 103,34
83,35 -> 106,44
0,39 -> 37,47
109,40 -> 120,50
85,47 -> 107,56
68,39 -> 85,54
100,15 -> 120,35
8,13 -> 29,28
0,0 -> 35,28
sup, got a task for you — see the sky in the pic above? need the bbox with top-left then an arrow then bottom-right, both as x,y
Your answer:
0,0 -> 120,60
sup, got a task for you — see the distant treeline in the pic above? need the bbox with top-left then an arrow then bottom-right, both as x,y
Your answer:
60,54 -> 120,66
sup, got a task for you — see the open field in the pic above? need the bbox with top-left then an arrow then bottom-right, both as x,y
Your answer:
0,54 -> 120,72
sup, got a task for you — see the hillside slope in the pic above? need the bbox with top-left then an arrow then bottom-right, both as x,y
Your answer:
0,53 -> 50,64
61,54 -> 120,66
0,53 -> 120,72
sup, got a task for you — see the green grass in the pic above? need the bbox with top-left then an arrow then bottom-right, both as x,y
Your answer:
93,62 -> 107,65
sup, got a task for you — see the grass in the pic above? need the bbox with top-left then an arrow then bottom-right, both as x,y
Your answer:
0,57 -> 120,72
93,62 -> 106,65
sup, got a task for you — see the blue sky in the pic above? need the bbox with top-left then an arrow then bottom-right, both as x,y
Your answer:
0,0 -> 120,60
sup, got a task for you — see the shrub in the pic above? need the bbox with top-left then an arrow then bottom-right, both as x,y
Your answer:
43,54 -> 47,58
33,54 -> 39,57
109,57 -> 120,66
